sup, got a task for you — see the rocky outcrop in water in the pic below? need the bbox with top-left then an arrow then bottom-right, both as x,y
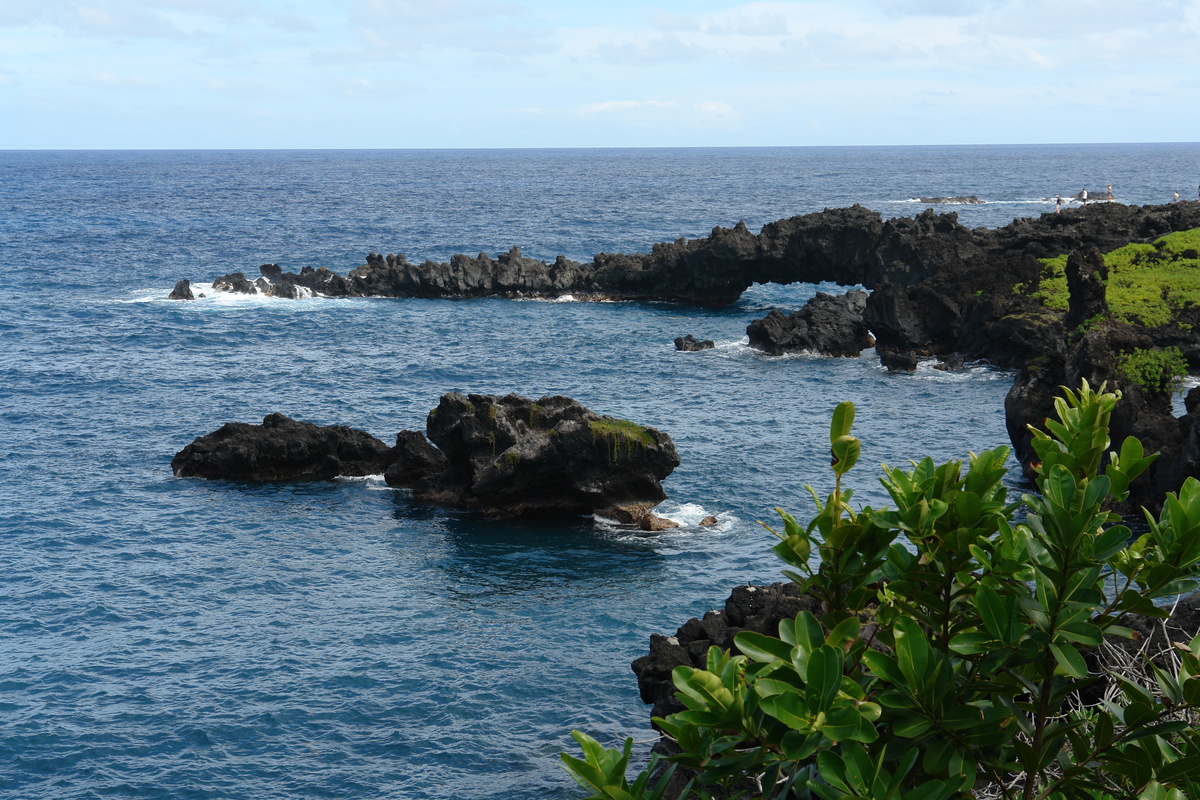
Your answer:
747,289 -> 873,357
674,334 -> 714,352
171,413 -> 394,481
173,395 -> 681,523
168,279 -> 194,300
388,392 -> 680,520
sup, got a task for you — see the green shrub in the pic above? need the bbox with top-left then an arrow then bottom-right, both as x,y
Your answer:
1117,347 -> 1189,395
564,381 -> 1200,800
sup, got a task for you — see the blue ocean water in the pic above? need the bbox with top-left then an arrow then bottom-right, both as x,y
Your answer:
1,144 -> 1198,800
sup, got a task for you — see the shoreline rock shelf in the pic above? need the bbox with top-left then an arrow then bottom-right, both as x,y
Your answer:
172,393 -> 681,527
172,200 -> 1200,371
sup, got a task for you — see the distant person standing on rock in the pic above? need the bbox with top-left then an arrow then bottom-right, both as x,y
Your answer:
1081,188 -> 1088,204
1106,184 -> 1113,200
1175,190 -> 1181,203
1055,195 -> 1062,212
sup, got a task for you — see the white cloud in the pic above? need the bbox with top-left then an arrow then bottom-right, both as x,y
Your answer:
0,0 -> 322,39
565,98 -> 740,130
349,0 -> 550,56
573,99 -> 681,115
647,9 -> 702,32
85,70 -> 152,87
339,76 -> 372,97
3,0 -> 1199,147
560,0 -> 1200,76
694,100 -> 736,118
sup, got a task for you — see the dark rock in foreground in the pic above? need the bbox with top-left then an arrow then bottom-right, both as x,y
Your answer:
171,413 -> 394,481
1001,246 -> 1200,511
632,585 -> 1200,721
1004,317 -> 1197,512
631,583 -> 822,722
389,392 -> 680,519
746,289 -> 873,357
674,334 -> 714,352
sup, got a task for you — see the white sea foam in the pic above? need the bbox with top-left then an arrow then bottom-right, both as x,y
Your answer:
123,282 -> 341,308
335,473 -> 389,488
877,354 -> 1012,382
591,502 -> 736,542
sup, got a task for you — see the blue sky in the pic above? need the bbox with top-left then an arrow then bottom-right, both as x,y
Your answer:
2,0 -> 1198,148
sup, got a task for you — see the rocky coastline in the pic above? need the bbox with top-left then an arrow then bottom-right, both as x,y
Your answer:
174,200 -> 1200,370
174,201 -> 1200,509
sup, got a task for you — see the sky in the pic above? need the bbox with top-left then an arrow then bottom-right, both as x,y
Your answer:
1,0 -> 1198,149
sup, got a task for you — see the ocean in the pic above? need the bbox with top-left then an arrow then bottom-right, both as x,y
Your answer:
2,143 -> 1198,799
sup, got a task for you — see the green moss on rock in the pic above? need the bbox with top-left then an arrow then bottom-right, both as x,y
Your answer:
589,417 -> 655,461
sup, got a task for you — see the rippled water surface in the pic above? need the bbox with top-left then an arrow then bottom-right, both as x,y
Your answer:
2,144 -> 1198,799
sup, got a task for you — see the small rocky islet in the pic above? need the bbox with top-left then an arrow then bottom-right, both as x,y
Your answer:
172,392 -> 684,530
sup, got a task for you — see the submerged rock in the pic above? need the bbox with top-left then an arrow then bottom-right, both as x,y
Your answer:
212,271 -> 257,294
171,413 -> 394,481
916,195 -> 984,205
598,503 -> 680,531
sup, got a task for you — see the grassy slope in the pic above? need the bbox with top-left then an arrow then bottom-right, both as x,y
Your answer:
1020,228 -> 1200,328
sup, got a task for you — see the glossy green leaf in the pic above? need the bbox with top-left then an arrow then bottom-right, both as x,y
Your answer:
825,616 -> 860,649
976,584 -> 1010,640
1050,642 -> 1088,678
1057,621 -> 1103,647
948,632 -> 994,655
830,401 -> 855,443
1154,755 -> 1200,785
735,631 -> 793,665
806,645 -> 843,714
893,714 -> 932,738
894,617 -> 931,688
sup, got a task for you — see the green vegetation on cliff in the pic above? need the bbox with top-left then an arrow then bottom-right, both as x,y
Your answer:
1117,346 -> 1190,394
1019,227 -> 1200,328
589,418 -> 655,461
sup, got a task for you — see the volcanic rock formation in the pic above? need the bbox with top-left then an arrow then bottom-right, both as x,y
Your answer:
387,392 -> 680,520
172,394 -> 680,524
170,413 -> 394,481
746,289 -> 873,357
